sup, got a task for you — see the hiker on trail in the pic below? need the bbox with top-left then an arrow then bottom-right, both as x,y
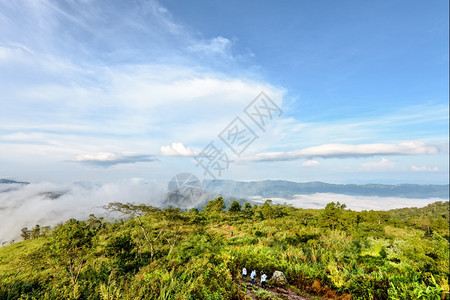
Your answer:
250,270 -> 256,284
242,267 -> 247,278
261,272 -> 267,288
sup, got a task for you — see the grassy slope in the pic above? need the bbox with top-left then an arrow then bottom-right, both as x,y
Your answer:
0,201 -> 448,299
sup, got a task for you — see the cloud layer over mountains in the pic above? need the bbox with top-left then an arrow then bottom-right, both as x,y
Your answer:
253,194 -> 445,211
0,180 -> 166,243
1,179 -> 448,244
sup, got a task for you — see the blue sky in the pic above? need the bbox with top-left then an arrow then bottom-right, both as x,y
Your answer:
0,0 -> 448,184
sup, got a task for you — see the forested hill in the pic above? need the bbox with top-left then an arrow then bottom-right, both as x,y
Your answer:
203,180 -> 449,199
0,200 -> 448,299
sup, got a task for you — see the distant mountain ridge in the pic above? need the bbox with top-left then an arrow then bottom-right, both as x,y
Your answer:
0,179 -> 29,185
162,188 -> 247,209
1,178 -> 448,200
203,180 -> 449,199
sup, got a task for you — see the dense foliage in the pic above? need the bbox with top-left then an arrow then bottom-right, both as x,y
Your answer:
0,199 -> 448,299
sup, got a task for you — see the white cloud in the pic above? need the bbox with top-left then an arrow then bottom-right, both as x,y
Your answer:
0,0 -> 289,178
0,0 -> 447,185
187,36 -> 233,58
0,57 -> 284,133
0,179 -> 167,243
263,193 -> 447,211
361,158 -> 395,171
252,141 -> 440,161
0,45 -> 28,62
73,152 -> 158,167
0,59 -> 284,163
161,143 -> 198,157
302,160 -> 320,166
411,165 -> 439,172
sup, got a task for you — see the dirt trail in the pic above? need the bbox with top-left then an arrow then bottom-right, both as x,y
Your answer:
265,285 -> 311,300
241,276 -> 312,300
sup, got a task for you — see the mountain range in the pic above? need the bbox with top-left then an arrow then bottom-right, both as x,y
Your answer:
0,179 -> 29,184
202,180 -> 449,199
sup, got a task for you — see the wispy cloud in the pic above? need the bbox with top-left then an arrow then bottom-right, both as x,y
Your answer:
411,165 -> 439,172
72,152 -> 158,167
0,0 -> 447,185
361,158 -> 395,171
161,143 -> 198,157
0,0 -> 286,183
268,104 -> 449,150
251,141 -> 440,161
301,160 -> 320,167
187,36 -> 233,59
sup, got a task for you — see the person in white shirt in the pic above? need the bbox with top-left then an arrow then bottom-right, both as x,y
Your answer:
250,270 -> 257,284
261,272 -> 267,288
242,267 -> 247,278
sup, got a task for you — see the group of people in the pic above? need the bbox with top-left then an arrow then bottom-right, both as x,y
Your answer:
242,267 -> 268,288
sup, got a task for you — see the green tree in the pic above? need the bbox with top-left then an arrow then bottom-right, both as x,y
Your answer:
204,197 -> 226,213
164,206 -> 183,221
48,219 -> 93,289
30,224 -> 40,239
321,202 -> 347,230
228,200 -> 242,213
87,214 -> 103,230
261,199 -> 284,219
261,199 -> 273,219
20,227 -> 31,240
104,202 -> 160,249
243,202 -> 254,218
105,232 -> 137,274
300,212 -> 314,226
189,208 -> 199,215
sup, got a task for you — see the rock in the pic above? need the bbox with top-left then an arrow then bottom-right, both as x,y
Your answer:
271,271 -> 288,285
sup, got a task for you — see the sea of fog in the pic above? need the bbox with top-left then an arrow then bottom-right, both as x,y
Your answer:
0,179 -> 167,244
0,180 -> 447,243
249,194 -> 447,211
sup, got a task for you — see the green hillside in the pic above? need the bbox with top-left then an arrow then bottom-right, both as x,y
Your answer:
0,199 -> 448,299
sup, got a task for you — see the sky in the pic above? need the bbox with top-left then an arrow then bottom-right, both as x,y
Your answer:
0,0 -> 448,185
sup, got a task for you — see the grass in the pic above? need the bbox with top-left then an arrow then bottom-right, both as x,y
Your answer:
0,238 -> 46,275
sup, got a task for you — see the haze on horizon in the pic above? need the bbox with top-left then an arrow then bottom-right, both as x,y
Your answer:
0,0 -> 448,186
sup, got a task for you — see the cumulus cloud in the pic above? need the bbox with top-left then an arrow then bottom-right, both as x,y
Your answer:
361,158 -> 395,171
411,165 -> 439,172
0,179 -> 168,243
302,160 -> 320,167
252,141 -> 440,161
161,143 -> 198,157
73,152 -> 158,167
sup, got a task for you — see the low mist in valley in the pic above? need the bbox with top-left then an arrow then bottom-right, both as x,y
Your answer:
1,179 -> 447,244
0,179 -> 166,243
